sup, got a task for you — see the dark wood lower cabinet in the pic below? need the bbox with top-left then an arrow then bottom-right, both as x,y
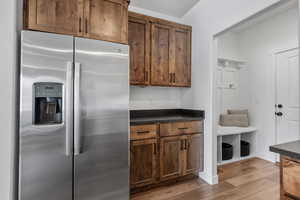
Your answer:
130,121 -> 204,192
281,156 -> 300,199
130,139 -> 158,188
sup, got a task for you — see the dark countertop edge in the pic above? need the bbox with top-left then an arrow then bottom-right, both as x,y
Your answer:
130,109 -> 205,126
270,142 -> 300,160
130,109 -> 205,118
130,117 -> 205,126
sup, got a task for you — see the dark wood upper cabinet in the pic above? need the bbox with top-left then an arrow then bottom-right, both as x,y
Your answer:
128,12 -> 192,87
130,139 -> 157,188
172,28 -> 192,87
128,13 -> 150,85
24,0 -> 129,44
151,23 -> 174,86
83,0 -> 129,44
183,134 -> 204,175
159,136 -> 184,181
24,0 -> 82,35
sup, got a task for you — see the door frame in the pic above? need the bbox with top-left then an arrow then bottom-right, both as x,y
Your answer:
210,0 -> 300,185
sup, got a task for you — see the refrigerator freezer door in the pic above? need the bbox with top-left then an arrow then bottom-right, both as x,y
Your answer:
74,38 -> 129,200
19,31 -> 74,200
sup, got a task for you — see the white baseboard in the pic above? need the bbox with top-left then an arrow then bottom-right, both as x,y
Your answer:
199,172 -> 219,185
256,154 -> 276,163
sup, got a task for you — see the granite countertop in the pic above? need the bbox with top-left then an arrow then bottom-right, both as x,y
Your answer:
130,109 -> 205,125
270,140 -> 300,160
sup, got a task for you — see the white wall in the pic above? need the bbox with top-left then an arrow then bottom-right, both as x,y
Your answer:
0,0 -> 18,199
218,32 -> 244,61
181,0 -> 281,184
237,6 -> 299,162
217,32 -> 250,118
130,86 -> 182,110
128,6 -> 187,110
216,66 -> 251,117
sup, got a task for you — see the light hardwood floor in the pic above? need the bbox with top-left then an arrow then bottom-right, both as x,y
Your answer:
131,158 -> 293,200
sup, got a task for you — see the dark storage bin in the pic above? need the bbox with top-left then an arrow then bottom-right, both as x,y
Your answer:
241,140 -> 250,157
222,143 -> 233,161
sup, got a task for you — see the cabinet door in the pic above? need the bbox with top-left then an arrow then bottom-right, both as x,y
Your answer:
151,23 -> 173,86
128,15 -> 150,85
282,157 -> 300,198
172,28 -> 191,87
160,136 -> 184,181
83,0 -> 129,44
183,134 -> 204,175
130,139 -> 157,188
25,0 -> 82,35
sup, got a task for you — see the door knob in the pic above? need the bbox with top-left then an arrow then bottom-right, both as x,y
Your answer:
275,112 -> 283,116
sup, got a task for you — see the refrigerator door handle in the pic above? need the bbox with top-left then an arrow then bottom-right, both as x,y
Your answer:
74,62 -> 82,156
66,61 -> 74,156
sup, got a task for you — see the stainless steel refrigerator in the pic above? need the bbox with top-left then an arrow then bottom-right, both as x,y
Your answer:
19,30 -> 129,200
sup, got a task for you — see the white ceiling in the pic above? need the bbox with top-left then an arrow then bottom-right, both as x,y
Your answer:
130,0 -> 200,18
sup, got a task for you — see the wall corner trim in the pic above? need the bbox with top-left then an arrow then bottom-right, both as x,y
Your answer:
199,172 -> 219,185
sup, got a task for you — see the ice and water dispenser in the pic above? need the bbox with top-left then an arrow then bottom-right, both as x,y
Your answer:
33,83 -> 63,125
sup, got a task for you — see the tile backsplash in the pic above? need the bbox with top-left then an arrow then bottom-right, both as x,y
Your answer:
130,86 -> 182,110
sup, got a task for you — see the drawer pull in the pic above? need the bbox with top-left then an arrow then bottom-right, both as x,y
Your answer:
178,127 -> 188,130
137,131 -> 150,134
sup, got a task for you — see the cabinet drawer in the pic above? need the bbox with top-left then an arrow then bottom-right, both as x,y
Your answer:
160,121 -> 203,137
282,157 -> 300,198
131,124 -> 157,140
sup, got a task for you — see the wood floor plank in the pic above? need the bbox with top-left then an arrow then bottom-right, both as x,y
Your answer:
131,179 -> 206,200
164,182 -> 235,200
225,164 -> 279,187
131,158 -> 281,200
218,157 -> 275,182
242,185 -> 280,200
207,178 -> 278,200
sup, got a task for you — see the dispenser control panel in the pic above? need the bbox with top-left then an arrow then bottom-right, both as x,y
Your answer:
33,83 -> 63,125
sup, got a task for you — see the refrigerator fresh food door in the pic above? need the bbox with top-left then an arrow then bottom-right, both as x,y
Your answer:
19,31 -> 74,200
74,37 -> 129,200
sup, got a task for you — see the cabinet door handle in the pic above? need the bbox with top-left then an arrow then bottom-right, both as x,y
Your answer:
169,73 -> 172,83
145,71 -> 148,82
154,143 -> 157,155
173,73 -> 176,83
85,18 -> 88,34
181,140 -> 183,150
136,131 -> 150,134
186,140 -> 190,150
79,17 -> 82,33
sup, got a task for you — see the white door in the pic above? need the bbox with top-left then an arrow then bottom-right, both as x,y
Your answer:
276,49 -> 299,147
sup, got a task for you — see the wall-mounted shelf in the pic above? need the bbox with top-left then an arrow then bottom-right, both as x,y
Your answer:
218,126 -> 257,136
217,126 -> 257,165
218,57 -> 246,69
